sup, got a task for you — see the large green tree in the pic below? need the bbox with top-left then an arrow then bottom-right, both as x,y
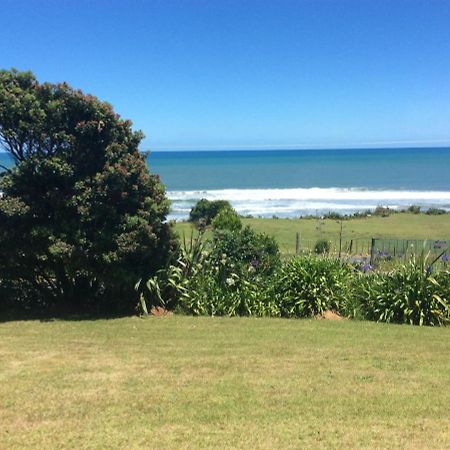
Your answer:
0,69 -> 177,315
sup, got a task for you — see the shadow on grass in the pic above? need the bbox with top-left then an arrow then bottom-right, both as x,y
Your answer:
0,309 -> 134,323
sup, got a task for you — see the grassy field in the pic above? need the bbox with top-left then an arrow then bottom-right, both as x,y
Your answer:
175,213 -> 450,254
1,316 -> 449,449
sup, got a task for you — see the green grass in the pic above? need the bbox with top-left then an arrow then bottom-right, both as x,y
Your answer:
1,316 -> 449,448
175,213 -> 450,254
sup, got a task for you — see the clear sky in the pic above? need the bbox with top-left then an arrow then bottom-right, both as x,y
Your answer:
2,0 -> 450,151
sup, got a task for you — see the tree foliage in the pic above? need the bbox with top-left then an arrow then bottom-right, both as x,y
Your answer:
211,206 -> 242,232
210,226 -> 280,276
0,69 -> 177,315
189,198 -> 231,225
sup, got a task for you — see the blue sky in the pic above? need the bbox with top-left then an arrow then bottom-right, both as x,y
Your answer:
2,0 -> 450,151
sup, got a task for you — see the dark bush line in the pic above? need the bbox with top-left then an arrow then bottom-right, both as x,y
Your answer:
304,206 -> 448,221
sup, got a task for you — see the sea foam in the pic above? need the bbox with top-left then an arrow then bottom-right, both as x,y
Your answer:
167,187 -> 450,220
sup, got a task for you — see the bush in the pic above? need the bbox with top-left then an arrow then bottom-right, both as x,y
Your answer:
189,199 -> 232,225
426,208 -> 447,215
176,271 -> 279,317
141,225 -> 280,317
0,69 -> 177,315
323,212 -> 344,220
374,206 -> 392,217
139,232 -> 450,326
354,260 -> 450,326
352,210 -> 372,218
407,205 -> 421,214
271,256 -> 353,317
210,226 -> 280,276
314,239 -> 331,254
211,207 -> 242,232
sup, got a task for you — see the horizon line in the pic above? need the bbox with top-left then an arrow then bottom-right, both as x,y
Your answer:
148,143 -> 450,152
147,139 -> 450,152
2,142 -> 450,154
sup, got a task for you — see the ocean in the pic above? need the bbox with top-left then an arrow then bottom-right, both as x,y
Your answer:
2,147 -> 450,219
147,147 -> 450,220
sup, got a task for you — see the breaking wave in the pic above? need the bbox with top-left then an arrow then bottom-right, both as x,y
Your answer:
167,187 -> 450,220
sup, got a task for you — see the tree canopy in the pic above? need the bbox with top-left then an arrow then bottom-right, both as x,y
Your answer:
189,198 -> 232,225
0,69 -> 177,315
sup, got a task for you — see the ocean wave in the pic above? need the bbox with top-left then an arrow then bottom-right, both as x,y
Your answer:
167,187 -> 450,219
167,187 -> 450,202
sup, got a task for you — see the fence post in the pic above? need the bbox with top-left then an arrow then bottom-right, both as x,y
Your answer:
295,232 -> 300,255
338,220 -> 343,259
370,238 -> 375,265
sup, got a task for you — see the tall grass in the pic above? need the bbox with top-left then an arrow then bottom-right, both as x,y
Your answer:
271,256 -> 352,317
354,252 -> 450,326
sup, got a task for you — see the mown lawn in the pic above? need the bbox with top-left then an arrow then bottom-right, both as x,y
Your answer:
1,316 -> 449,448
175,213 -> 450,254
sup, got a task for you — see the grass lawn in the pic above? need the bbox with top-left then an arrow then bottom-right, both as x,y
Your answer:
1,316 -> 449,448
175,213 -> 450,255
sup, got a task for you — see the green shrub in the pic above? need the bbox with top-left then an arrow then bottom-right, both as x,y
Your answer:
323,211 -> 344,220
407,205 -> 421,214
189,199 -> 232,225
314,239 -> 331,254
354,259 -> 450,326
426,208 -> 447,215
352,210 -> 372,218
211,226 -> 280,276
0,69 -> 177,315
211,207 -> 242,232
137,226 -> 280,317
271,256 -> 353,318
0,278 -> 37,318
177,271 -> 279,317
374,206 -> 391,217
136,230 -> 208,313
172,235 -> 278,317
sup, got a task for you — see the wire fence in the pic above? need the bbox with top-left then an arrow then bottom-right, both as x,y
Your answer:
370,238 -> 449,270
290,234 -> 450,270
292,238 -> 372,256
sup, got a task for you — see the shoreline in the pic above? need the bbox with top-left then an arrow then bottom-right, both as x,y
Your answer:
167,187 -> 450,221
171,207 -> 449,222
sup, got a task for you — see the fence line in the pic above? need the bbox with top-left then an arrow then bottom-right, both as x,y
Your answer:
291,234 -> 450,268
